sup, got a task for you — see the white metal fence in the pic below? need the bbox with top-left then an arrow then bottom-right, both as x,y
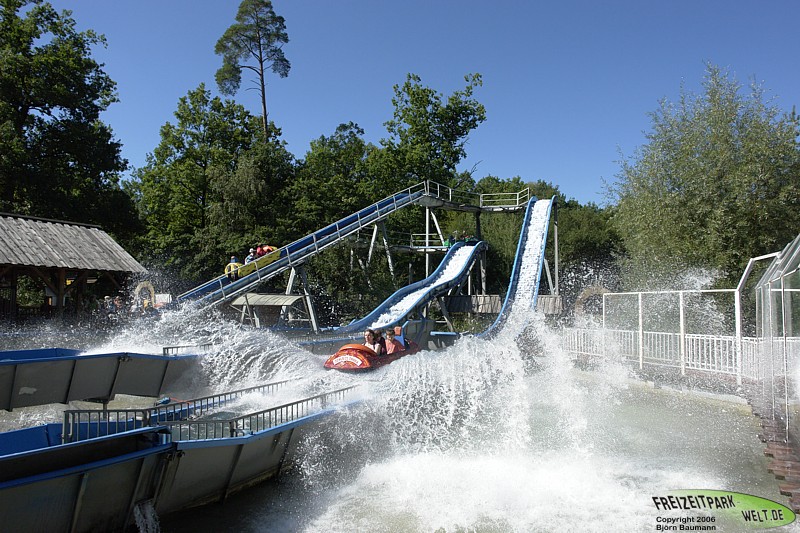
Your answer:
562,234 -> 800,442
560,327 -> 800,384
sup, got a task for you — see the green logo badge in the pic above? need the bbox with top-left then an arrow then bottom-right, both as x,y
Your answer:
652,490 -> 795,529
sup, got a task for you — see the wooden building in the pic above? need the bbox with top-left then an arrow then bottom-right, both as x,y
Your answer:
0,213 -> 146,320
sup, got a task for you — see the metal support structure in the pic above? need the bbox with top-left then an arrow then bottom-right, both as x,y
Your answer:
380,222 -> 395,279
281,268 -> 299,324
479,249 -> 487,295
436,296 -> 455,332
367,225 -> 379,266
425,206 -> 431,277
431,211 -> 445,244
543,260 -> 554,294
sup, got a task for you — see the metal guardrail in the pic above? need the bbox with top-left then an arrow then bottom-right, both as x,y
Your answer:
165,386 -> 357,441
560,327 -> 800,382
162,343 -> 215,356
423,181 -> 530,208
62,380 -> 296,444
178,183 -> 429,308
480,188 -> 531,208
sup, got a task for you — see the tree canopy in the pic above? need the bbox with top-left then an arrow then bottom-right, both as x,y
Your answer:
131,84 -> 262,281
0,0 -> 136,241
215,0 -> 290,137
379,73 -> 486,187
611,64 -> 800,288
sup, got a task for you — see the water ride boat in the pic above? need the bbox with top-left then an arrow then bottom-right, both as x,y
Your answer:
323,341 -> 419,372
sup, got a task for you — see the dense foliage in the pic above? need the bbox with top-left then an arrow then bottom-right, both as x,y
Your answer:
611,64 -> 800,289
0,0 -> 138,241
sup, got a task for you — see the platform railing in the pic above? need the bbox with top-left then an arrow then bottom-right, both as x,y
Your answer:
165,386 -> 357,441
480,188 -> 530,208
422,181 -> 530,209
62,380 -> 296,444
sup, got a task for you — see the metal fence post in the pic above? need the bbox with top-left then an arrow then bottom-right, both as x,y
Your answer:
638,293 -> 644,370
735,288 -> 743,385
679,291 -> 686,376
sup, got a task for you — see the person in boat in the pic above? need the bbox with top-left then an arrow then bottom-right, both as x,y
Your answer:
384,328 -> 405,355
363,329 -> 384,355
226,256 -> 241,281
256,243 -> 276,257
374,328 -> 387,354
245,248 -> 256,264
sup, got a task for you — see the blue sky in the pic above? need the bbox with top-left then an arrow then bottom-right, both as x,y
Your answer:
47,1 -> 800,205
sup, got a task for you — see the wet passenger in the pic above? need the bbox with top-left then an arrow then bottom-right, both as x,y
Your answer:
374,328 -> 387,354
385,329 -> 405,355
225,256 -> 241,281
363,329 -> 383,355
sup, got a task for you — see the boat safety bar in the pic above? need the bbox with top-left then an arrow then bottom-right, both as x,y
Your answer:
62,380 -> 296,444
165,385 -> 357,441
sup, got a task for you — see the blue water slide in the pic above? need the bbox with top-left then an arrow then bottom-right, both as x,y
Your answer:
479,196 -> 554,338
337,240 -> 488,334
177,187 -> 426,308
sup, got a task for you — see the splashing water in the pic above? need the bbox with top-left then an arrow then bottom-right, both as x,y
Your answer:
3,199 -> 787,531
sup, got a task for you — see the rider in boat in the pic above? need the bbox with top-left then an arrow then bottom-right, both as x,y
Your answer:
385,328 -> 405,355
363,329 -> 384,355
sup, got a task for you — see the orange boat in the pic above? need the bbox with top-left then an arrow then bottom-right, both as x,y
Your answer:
323,341 -> 419,372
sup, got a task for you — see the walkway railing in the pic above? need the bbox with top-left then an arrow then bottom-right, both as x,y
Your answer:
178,182 -> 430,307
165,386 -> 357,441
62,380 -> 296,444
560,327 -> 800,383
423,181 -> 530,209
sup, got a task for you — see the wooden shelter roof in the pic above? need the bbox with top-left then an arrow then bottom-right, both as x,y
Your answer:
0,213 -> 146,273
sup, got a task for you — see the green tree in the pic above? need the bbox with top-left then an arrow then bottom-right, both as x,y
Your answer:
378,73 -> 486,187
210,126 -> 295,254
286,123 -> 369,235
283,123 -> 398,320
131,84 -> 260,281
0,0 -> 136,240
215,0 -> 290,137
611,64 -> 800,288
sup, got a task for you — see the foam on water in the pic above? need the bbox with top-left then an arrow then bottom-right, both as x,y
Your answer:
270,323 -> 776,533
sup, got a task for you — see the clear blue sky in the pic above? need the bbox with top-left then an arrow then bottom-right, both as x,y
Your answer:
47,1 -> 800,205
